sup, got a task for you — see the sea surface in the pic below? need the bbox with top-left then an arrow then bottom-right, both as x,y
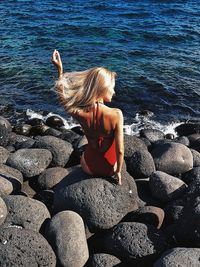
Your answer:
1,0 -> 200,134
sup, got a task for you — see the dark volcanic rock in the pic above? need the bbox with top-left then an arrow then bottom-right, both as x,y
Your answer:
175,136 -> 190,146
140,129 -> 165,143
154,247 -> 200,267
86,253 -> 122,267
46,210 -> 89,267
0,116 -> 12,147
45,115 -> 64,128
150,143 -> 193,175
0,197 -> 7,226
149,171 -> 187,202
124,134 -> 147,159
14,138 -> 35,150
3,195 -> 50,231
0,227 -> 56,266
175,123 -> 200,136
0,146 -> 10,164
190,149 -> 200,167
38,167 -> 70,190
0,164 -> 23,184
53,166 -> 139,232
104,222 -> 168,266
129,150 -> 155,179
181,167 -> 200,184
34,135 -> 73,167
7,148 -> 52,177
163,199 -> 185,226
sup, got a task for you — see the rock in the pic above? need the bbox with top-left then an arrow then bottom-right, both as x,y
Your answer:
46,115 -> 64,128
149,171 -> 187,202
38,167 -> 70,190
5,145 -> 15,152
153,247 -> 200,267
0,119 -> 11,147
0,146 -> 10,163
123,206 -> 165,229
104,222 -> 168,266
175,123 -> 200,136
46,210 -> 89,267
59,129 -> 81,146
190,149 -> 200,167
13,123 -> 32,136
14,134 -> 33,144
86,253 -> 122,267
34,135 -> 73,167
165,133 -> 175,140
124,134 -> 147,160
3,195 -> 50,232
0,227 -> 56,266
0,165 -> 22,194
188,133 -> 200,145
53,166 -> 139,232
44,127 -> 62,137
0,177 -> 15,195
129,150 -> 155,179
175,136 -> 190,146
26,117 -> 44,126
14,138 -> 35,150
34,190 -> 54,214
140,129 -> 165,143
0,116 -> 12,131
7,148 -> 52,178
150,143 -> 193,175
0,197 -> 7,225
0,164 -> 23,184
163,199 -> 185,226
182,167 -> 200,184
30,124 -> 50,136
20,180 -> 36,197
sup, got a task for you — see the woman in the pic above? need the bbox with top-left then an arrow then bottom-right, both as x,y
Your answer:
52,50 -> 124,185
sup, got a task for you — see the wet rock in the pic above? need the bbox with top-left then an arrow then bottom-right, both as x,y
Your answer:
53,166 -> 139,232
7,148 -> 52,178
46,210 -> 89,267
150,143 -> 193,175
140,129 -> 165,143
0,227 -> 56,266
26,117 -> 44,126
46,115 -> 64,128
165,133 -> 175,140
86,253 -> 122,267
175,123 -> 200,136
153,247 -> 200,267
149,171 -> 187,202
182,167 -> 200,184
38,167 -> 70,190
0,146 -> 10,164
3,195 -> 50,232
104,222 -> 168,266
123,206 -> 165,229
190,149 -> 200,167
129,150 -> 155,179
0,197 -> 7,225
34,135 -> 73,167
13,123 -> 32,136
30,124 -> 50,136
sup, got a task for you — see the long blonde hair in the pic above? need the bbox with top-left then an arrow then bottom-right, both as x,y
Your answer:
55,67 -> 116,113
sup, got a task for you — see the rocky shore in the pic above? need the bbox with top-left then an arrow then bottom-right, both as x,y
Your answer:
0,114 -> 200,266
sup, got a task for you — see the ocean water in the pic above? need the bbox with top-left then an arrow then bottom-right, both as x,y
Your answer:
1,0 -> 200,134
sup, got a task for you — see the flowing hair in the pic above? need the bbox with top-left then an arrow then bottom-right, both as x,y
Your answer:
55,67 -> 116,113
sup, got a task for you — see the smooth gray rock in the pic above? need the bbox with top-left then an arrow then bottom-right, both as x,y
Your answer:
153,247 -> 200,267
149,171 -> 187,202
190,149 -> 200,167
150,143 -> 193,175
38,167 -> 70,190
86,253 -> 122,267
0,177 -> 14,195
124,134 -> 147,159
53,166 -> 139,232
46,210 -> 89,267
0,146 -> 10,164
14,138 -> 35,150
0,197 -> 7,225
140,129 -> 165,143
129,150 -> 155,179
175,136 -> 190,146
34,135 -> 73,167
7,148 -> 52,177
3,195 -> 50,231
104,222 -> 168,266
0,227 -> 56,266
0,164 -> 23,184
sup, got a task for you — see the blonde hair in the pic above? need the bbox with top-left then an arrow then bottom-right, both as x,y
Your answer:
55,67 -> 116,113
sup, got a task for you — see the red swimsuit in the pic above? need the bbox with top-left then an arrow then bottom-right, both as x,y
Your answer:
83,102 -> 117,176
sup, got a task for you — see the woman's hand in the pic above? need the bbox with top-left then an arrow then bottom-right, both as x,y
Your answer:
114,172 -> 122,185
52,49 -> 63,78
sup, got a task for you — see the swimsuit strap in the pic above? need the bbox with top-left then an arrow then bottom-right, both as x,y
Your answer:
92,102 -> 103,147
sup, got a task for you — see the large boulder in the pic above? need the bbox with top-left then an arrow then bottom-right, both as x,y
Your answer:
129,150 -> 155,179
149,171 -> 187,202
124,135 -> 147,159
46,211 -> 89,267
0,116 -> 12,147
53,166 -> 139,232
0,197 -> 7,226
38,167 -> 70,190
3,195 -> 50,232
190,149 -> 200,167
140,129 -> 165,143
175,123 -> 200,136
86,253 -> 122,267
153,247 -> 200,267
150,143 -> 193,175
0,164 -> 23,184
0,227 -> 56,266
0,146 -> 10,164
34,135 -> 73,167
104,222 -> 168,266
182,167 -> 200,184
6,148 -> 52,177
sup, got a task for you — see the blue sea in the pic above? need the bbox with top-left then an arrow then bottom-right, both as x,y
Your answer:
1,0 -> 200,134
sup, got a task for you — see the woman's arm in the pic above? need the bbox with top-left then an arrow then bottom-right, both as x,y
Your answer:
114,109 -> 124,185
52,49 -> 63,79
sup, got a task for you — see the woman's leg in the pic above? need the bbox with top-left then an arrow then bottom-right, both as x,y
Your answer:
80,153 -> 93,175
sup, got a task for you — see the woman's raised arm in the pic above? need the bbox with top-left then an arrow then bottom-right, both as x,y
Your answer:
114,109 -> 124,185
52,49 -> 63,79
